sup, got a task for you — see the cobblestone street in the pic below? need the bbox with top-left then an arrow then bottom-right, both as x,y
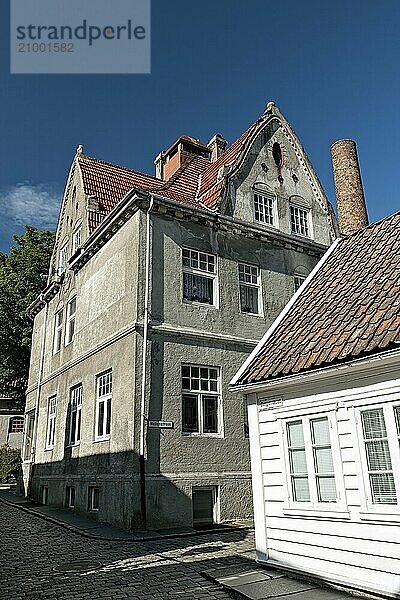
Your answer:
0,501 -> 256,599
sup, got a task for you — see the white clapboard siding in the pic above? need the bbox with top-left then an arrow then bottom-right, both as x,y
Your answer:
265,515 -> 400,544
269,538 -> 400,574
267,529 -> 400,564
267,550 -> 400,598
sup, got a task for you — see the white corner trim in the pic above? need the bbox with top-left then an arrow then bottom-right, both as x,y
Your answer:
229,237 -> 342,387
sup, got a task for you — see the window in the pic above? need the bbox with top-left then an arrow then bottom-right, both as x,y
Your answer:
253,192 -> 276,226
45,395 -> 57,449
287,421 -> 310,502
65,297 -> 76,345
66,486 -> 75,509
72,228 -> 82,254
88,486 -> 100,511
294,274 -> 306,291
59,244 -> 68,275
95,371 -> 112,440
9,416 -> 24,433
239,263 -> 261,314
23,411 -> 35,460
361,408 -> 396,504
40,485 -> 48,505
182,365 -> 221,435
182,249 -> 217,306
53,308 -> 63,354
69,385 -> 82,446
290,204 -> 310,237
286,416 -> 337,504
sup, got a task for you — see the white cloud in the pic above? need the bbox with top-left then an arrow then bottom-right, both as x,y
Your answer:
1,183 -> 61,230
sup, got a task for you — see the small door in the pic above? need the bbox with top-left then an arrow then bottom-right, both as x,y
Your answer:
192,486 -> 218,526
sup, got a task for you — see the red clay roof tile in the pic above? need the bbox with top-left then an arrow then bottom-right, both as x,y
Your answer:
236,212 -> 400,385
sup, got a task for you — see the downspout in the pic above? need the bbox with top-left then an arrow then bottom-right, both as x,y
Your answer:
24,295 -> 48,494
139,195 -> 154,529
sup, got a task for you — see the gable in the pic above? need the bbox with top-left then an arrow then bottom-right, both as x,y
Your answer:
222,108 -> 337,246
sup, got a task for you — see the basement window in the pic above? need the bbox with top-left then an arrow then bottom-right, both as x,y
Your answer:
88,486 -> 100,512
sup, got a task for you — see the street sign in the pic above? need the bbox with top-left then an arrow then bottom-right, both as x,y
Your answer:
148,420 -> 174,429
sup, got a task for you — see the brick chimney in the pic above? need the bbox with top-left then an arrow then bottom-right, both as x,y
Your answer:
154,136 -> 211,180
331,139 -> 369,236
207,134 -> 227,162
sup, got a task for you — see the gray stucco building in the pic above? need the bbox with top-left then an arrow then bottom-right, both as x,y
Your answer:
23,102 -> 338,529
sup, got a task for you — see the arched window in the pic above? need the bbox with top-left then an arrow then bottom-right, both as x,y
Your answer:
9,416 -> 24,434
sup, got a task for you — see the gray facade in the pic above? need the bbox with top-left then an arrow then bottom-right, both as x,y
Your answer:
23,103 -> 338,529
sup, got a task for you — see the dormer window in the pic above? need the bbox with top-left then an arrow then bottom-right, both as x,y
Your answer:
253,191 -> 277,227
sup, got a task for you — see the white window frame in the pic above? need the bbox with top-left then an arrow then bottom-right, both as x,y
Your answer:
238,263 -> 262,316
88,486 -> 100,512
65,296 -> 76,346
68,385 -> 82,446
181,365 -> 223,437
290,204 -> 312,238
45,395 -> 57,450
282,412 -> 344,511
58,243 -> 68,275
356,402 -> 400,514
66,485 -> 75,509
95,371 -> 112,441
182,248 -> 218,308
253,191 -> 278,228
72,227 -> 82,254
53,307 -> 64,354
192,485 -> 220,525
294,274 -> 307,292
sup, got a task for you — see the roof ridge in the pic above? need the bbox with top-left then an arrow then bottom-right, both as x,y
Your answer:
78,153 -> 161,183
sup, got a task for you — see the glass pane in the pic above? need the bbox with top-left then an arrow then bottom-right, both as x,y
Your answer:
314,447 -> 334,473
292,477 -> 310,501
183,273 -> 213,304
106,398 -> 111,435
182,394 -> 199,433
202,395 -> 218,433
97,401 -> 104,437
370,473 -> 397,504
289,449 -> 307,474
311,418 -> 330,445
287,421 -> 304,447
70,411 -> 77,444
365,439 -> 392,471
76,410 -> 81,443
394,406 -> 400,435
181,365 -> 190,378
240,285 -> 258,314
317,476 -> 337,502
362,409 -> 387,439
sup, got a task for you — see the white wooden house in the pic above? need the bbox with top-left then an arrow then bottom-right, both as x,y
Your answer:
231,211 -> 400,598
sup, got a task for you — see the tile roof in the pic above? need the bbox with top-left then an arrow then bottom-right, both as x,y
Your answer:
78,152 -> 212,233
77,117 -> 261,233
235,212 -> 400,385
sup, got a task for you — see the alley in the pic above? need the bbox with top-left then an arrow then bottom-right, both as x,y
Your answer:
0,501 -> 255,599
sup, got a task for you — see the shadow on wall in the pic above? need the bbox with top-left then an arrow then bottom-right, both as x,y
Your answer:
27,449 -> 195,532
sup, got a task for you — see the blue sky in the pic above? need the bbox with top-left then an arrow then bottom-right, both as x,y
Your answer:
1,0 -> 399,252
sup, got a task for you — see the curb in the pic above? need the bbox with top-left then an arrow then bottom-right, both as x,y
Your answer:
0,495 -> 252,543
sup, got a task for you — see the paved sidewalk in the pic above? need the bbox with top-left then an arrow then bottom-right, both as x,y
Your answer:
0,488 -> 359,599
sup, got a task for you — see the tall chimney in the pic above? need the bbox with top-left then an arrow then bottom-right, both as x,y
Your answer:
331,139 -> 369,236
208,134 -> 227,162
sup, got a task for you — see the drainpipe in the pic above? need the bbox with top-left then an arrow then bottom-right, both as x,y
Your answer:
25,294 -> 48,493
139,195 -> 154,529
